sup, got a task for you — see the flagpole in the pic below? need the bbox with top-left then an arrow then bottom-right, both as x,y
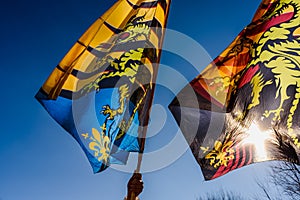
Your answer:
127,74 -> 157,200
131,87 -> 156,199
136,124 -> 149,173
127,0 -> 171,198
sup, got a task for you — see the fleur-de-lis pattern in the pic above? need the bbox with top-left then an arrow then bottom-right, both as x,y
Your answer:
82,126 -> 110,163
203,141 -> 235,168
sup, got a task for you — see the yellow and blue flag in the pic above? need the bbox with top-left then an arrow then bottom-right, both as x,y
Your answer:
36,0 -> 171,173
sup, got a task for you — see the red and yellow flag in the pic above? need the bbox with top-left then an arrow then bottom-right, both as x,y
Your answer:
170,0 -> 300,180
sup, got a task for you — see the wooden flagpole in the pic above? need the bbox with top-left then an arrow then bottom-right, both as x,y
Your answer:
126,0 -> 171,198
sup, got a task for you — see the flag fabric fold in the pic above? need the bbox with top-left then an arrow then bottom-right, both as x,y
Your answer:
36,0 -> 171,173
169,0 -> 300,180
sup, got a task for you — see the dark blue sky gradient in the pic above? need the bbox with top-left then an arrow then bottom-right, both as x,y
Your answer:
1,1 -> 280,199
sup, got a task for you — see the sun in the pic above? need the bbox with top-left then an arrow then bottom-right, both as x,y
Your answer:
242,123 -> 272,161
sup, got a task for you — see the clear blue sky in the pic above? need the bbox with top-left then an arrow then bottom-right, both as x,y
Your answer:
0,0 -> 283,199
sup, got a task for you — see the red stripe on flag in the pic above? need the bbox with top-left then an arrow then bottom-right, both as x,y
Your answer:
238,64 -> 259,89
231,145 -> 241,170
238,146 -> 247,168
249,12 -> 294,36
